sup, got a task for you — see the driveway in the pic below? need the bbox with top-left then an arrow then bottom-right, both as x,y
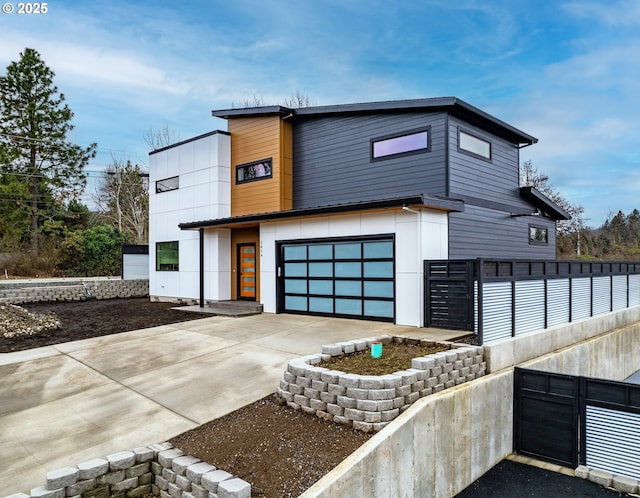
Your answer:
0,313 -> 461,495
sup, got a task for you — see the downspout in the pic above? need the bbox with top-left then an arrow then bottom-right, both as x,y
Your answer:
199,227 -> 205,308
403,205 -> 422,327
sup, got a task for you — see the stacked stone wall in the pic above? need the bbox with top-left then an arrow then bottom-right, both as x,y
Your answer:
3,442 -> 250,498
276,335 -> 485,432
0,278 -> 148,304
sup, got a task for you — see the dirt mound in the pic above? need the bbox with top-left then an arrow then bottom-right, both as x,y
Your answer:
0,303 -> 60,338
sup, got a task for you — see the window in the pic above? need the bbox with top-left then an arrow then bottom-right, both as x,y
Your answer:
156,241 -> 179,271
236,158 -> 272,184
529,225 -> 548,245
459,129 -> 491,160
371,128 -> 429,160
156,176 -> 179,193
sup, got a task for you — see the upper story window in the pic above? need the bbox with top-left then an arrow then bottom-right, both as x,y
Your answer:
371,128 -> 430,160
156,176 -> 179,193
529,225 -> 549,245
459,129 -> 491,161
236,158 -> 273,184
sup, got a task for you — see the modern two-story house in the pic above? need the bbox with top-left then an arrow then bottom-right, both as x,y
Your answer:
148,97 -> 568,327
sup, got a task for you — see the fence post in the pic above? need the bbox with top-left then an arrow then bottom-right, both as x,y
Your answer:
477,258 -> 484,345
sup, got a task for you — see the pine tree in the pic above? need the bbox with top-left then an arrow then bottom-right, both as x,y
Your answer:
0,48 -> 96,253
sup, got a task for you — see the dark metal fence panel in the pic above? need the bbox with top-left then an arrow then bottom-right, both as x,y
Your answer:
514,368 -> 580,468
424,260 -> 474,331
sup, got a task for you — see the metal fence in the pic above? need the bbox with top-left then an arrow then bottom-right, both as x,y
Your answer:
425,260 -> 640,344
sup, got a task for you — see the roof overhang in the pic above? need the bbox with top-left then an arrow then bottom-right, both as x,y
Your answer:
519,186 -> 571,221
211,97 -> 537,147
179,194 -> 464,230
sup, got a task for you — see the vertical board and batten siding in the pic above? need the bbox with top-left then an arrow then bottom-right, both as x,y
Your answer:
586,405 -> 640,480
292,112 -> 447,209
446,116 -> 557,259
229,116 -> 292,216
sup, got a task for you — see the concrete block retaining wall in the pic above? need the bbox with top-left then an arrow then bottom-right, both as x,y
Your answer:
277,335 -> 485,433
0,278 -> 149,304
3,442 -> 251,498
575,465 -> 640,494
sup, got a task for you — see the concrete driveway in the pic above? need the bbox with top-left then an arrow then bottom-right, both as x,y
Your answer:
0,313 -> 462,495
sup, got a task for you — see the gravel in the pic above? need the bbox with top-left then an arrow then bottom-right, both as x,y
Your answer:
0,303 -> 60,338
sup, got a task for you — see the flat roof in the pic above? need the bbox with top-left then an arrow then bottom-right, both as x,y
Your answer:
212,97 -> 537,146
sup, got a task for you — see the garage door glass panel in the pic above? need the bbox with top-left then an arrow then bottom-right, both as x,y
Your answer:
336,298 -> 362,315
335,243 -> 361,259
335,262 -> 361,278
309,262 -> 333,277
309,245 -> 332,259
285,279 -> 307,294
284,246 -> 307,260
335,280 -> 362,296
285,296 -> 307,311
309,297 -> 333,313
363,241 -> 393,258
285,263 -> 307,277
364,261 -> 393,278
309,280 -> 333,295
364,281 -> 394,298
364,300 -> 394,318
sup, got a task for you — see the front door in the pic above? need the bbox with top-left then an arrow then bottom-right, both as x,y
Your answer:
237,243 -> 257,300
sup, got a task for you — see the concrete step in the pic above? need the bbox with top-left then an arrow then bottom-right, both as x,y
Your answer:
173,300 -> 263,317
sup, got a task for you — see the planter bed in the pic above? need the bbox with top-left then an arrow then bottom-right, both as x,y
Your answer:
276,335 -> 485,433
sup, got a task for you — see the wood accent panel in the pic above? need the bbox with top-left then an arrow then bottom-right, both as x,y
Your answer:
231,227 -> 260,301
229,116 -> 293,216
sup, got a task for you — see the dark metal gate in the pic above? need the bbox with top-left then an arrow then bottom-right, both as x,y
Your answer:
424,260 -> 474,331
513,368 -> 580,468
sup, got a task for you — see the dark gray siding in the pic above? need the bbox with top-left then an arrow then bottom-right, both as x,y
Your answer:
446,116 -> 557,258
448,116 -> 522,205
292,112 -> 447,209
448,205 -> 557,259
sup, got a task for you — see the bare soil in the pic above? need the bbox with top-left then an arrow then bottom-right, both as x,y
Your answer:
0,298 -> 380,497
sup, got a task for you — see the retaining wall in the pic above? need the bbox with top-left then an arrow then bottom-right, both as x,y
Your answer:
277,336 -> 485,433
0,278 -> 149,304
3,442 -> 250,498
300,307 -> 640,498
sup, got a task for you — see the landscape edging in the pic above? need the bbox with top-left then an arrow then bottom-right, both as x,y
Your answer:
2,442 -> 251,498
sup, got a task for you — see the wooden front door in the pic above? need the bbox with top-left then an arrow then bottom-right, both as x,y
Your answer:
237,243 -> 257,300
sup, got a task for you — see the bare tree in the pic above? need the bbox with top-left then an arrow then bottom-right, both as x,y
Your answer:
143,124 -> 180,151
282,90 -> 316,108
94,156 -> 148,243
520,159 -> 584,237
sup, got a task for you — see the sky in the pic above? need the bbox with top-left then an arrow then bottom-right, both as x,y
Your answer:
0,0 -> 638,227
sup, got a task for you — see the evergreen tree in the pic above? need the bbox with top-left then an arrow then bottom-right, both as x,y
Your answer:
0,48 -> 96,253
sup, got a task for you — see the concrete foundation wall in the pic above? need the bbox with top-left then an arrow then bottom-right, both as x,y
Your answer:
301,308 -> 640,498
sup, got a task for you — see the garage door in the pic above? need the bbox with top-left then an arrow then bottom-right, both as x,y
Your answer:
277,236 -> 395,321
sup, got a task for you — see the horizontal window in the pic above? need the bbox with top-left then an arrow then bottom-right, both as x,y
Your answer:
156,176 -> 179,193
371,128 -> 429,160
459,129 -> 491,160
529,225 -> 549,245
156,241 -> 179,271
236,158 -> 272,184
